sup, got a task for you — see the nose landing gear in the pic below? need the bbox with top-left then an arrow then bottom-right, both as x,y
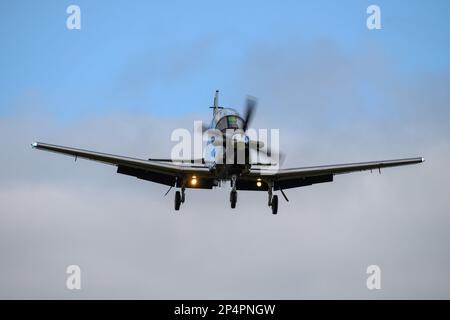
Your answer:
230,190 -> 237,208
227,177 -> 278,214
230,174 -> 237,209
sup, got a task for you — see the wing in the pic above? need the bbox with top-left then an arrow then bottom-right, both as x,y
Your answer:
240,157 -> 424,190
31,142 -> 215,189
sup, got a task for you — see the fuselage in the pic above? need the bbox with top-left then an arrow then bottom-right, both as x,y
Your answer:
204,107 -> 250,180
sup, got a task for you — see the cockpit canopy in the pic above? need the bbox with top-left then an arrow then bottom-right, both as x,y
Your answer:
211,108 -> 244,132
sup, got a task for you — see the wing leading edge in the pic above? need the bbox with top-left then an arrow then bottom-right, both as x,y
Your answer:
244,157 -> 424,190
31,142 -> 215,188
32,142 -> 424,191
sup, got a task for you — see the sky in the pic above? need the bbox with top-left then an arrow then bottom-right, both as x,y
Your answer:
1,0 -> 450,299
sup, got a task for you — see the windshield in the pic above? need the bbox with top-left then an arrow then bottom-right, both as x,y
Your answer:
210,108 -> 244,132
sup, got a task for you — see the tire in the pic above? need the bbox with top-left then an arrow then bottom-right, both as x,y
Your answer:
175,191 -> 181,211
271,195 -> 278,215
230,190 -> 237,209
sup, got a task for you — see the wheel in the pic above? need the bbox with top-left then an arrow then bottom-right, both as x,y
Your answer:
174,191 -> 181,211
230,190 -> 237,209
271,195 -> 278,215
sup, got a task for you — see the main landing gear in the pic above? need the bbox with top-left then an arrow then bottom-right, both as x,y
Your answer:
271,195 -> 278,215
267,182 -> 278,215
174,176 -> 279,214
174,187 -> 185,211
229,176 -> 278,214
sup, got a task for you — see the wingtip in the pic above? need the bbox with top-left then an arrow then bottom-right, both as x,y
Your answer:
31,142 -> 38,148
421,157 -> 425,163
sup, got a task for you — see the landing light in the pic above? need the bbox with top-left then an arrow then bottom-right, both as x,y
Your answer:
256,178 -> 262,187
191,176 -> 198,186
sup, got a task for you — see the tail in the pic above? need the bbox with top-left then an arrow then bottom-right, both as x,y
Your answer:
211,90 -> 222,115
214,90 -> 219,109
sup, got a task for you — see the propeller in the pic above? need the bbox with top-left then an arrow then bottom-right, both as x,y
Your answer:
241,96 -> 285,166
204,93 -> 286,166
243,96 -> 257,132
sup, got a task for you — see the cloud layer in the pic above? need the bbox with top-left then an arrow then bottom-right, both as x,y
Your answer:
1,39 -> 449,299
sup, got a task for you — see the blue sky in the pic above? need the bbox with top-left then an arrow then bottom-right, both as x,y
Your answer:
1,0 -> 449,120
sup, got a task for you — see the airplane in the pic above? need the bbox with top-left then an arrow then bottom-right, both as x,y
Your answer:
32,90 -> 424,214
